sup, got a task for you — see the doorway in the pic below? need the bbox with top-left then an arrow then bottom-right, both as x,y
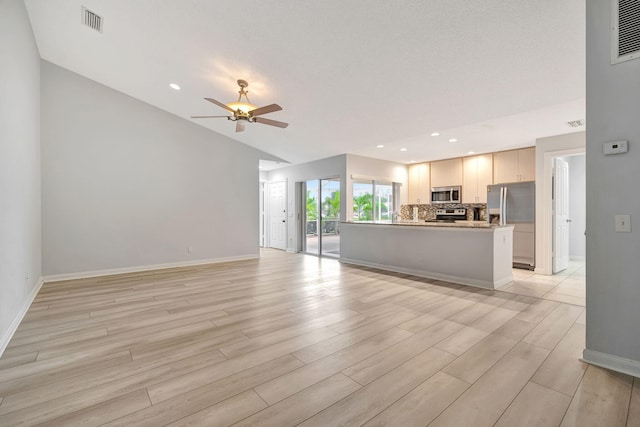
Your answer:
303,178 -> 341,257
268,180 -> 287,250
552,154 -> 586,273
259,182 -> 265,247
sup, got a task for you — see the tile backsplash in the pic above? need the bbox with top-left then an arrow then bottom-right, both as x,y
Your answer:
400,203 -> 487,221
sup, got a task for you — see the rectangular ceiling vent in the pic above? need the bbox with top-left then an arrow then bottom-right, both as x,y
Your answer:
567,119 -> 585,128
81,7 -> 103,33
611,0 -> 640,64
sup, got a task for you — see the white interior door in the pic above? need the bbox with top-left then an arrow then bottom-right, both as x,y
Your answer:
553,158 -> 570,273
259,182 -> 265,247
268,181 -> 287,250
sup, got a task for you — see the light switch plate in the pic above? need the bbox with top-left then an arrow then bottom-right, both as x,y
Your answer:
603,140 -> 628,155
615,214 -> 631,232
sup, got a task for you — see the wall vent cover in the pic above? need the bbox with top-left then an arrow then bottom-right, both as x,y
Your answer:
611,0 -> 640,64
81,7 -> 103,33
567,119 -> 585,128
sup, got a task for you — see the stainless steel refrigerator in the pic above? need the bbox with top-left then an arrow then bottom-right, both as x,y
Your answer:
487,181 -> 535,270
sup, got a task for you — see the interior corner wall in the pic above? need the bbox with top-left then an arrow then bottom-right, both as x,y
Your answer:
0,0 -> 42,350
41,61 -> 262,278
267,155 -> 347,252
585,1 -> 640,372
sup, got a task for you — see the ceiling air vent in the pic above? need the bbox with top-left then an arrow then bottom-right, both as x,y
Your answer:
611,0 -> 640,64
567,119 -> 585,128
81,7 -> 103,33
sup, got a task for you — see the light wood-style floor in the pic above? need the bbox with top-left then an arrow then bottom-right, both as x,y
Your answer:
0,249 -> 636,426
502,261 -> 586,306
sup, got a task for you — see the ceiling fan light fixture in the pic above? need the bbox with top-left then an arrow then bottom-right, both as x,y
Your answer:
226,79 -> 256,115
226,101 -> 257,114
192,79 -> 288,131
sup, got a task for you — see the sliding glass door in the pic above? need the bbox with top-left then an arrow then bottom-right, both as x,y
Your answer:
320,178 -> 340,257
304,178 -> 340,257
304,180 -> 320,255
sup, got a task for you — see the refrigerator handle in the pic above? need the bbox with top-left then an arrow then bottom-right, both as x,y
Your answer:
500,187 -> 506,226
499,188 -> 503,225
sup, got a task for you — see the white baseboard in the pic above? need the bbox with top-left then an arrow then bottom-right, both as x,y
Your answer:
581,348 -> 640,378
339,257 -> 506,290
534,266 -> 552,275
42,254 -> 260,283
0,278 -> 44,357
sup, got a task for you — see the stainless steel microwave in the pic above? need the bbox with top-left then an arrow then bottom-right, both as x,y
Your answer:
431,186 -> 461,204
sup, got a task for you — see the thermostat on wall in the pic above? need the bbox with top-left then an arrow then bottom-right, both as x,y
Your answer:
603,140 -> 628,155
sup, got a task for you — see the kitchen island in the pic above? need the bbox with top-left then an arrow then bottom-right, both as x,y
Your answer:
340,221 -> 514,289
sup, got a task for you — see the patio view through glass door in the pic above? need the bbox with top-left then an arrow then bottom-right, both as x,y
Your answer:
320,178 -> 340,257
304,178 -> 340,257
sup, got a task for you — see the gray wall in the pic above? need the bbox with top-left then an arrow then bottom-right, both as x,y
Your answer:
41,61 -> 264,277
586,1 -> 640,366
0,0 -> 42,349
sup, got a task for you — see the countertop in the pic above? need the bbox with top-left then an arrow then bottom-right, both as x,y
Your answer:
342,220 -> 507,229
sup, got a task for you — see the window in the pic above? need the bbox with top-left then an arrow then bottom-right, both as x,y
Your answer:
374,182 -> 393,221
352,179 -> 398,222
353,180 -> 373,221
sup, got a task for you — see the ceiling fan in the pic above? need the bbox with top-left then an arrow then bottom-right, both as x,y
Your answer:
191,79 -> 289,132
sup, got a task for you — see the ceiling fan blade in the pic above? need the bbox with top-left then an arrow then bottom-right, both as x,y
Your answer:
236,121 -> 246,132
205,97 -> 235,113
190,115 -> 230,119
254,117 -> 289,128
250,104 -> 282,117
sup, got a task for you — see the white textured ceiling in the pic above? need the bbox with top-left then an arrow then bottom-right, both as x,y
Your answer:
24,0 -> 585,169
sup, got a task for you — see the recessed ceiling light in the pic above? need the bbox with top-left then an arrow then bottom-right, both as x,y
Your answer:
169,83 -> 181,90
431,132 -> 440,137
376,144 -> 384,148
449,138 -> 458,143
400,148 -> 408,152
468,151 -> 475,154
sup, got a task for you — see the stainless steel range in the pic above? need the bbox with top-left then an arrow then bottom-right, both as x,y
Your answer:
426,208 -> 467,223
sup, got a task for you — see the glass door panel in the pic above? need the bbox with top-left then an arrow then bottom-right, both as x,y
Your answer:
304,180 -> 320,255
374,182 -> 393,222
320,178 -> 340,257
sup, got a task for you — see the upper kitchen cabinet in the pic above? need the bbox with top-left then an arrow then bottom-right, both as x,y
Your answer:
408,162 -> 430,204
431,158 -> 463,188
462,154 -> 493,203
493,147 -> 535,184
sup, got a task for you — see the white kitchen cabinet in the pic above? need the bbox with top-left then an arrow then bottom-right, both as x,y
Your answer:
408,162 -> 430,204
430,158 -> 462,188
493,147 -> 535,184
462,154 -> 493,203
